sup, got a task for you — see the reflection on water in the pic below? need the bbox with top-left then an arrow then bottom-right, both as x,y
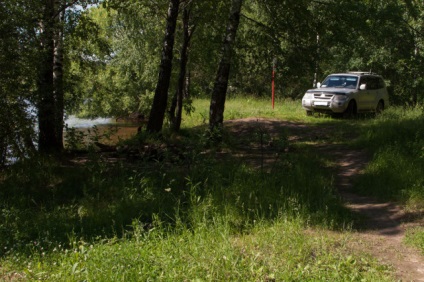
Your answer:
64,116 -> 140,145
65,116 -> 115,128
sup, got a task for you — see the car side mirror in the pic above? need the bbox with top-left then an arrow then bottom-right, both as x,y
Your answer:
317,82 -> 321,88
360,84 -> 366,90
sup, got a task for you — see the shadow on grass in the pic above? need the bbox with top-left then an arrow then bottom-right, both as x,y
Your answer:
1,113 -> 406,256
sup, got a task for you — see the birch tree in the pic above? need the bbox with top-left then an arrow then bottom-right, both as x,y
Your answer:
209,0 -> 243,134
169,4 -> 195,132
147,0 -> 180,133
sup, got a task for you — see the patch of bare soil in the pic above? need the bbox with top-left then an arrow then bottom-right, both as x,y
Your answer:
224,118 -> 424,281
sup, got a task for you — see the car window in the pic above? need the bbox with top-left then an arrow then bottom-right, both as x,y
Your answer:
368,77 -> 378,90
345,77 -> 357,88
322,76 -> 358,88
378,77 -> 385,89
359,76 -> 368,87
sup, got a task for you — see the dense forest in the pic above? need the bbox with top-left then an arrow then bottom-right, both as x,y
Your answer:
1,0 -> 424,161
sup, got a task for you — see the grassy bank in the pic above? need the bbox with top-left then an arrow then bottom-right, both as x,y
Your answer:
2,97 -> 421,280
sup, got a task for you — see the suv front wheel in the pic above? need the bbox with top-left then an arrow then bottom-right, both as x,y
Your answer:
343,100 -> 357,118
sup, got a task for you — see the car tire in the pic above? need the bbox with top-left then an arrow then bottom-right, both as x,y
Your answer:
343,100 -> 357,118
306,110 -> 313,116
376,100 -> 384,114
332,113 -> 343,118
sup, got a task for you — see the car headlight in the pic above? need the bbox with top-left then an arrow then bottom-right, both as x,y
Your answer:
333,95 -> 348,102
303,93 -> 313,100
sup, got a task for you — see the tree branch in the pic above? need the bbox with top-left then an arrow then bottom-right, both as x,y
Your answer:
52,0 -> 79,20
240,13 -> 284,42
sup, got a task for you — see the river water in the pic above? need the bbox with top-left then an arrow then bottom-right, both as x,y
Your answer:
3,116 -> 136,165
64,116 -> 139,145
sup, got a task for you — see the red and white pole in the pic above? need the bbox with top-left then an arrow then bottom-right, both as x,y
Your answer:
272,58 -> 277,109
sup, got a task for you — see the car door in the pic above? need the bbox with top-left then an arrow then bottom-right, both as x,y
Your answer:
364,76 -> 378,111
359,76 -> 379,110
374,77 -> 387,109
357,76 -> 370,111
365,77 -> 379,110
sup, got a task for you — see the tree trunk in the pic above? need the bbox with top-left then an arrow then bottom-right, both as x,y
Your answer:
37,0 -> 64,153
209,0 -> 243,133
184,71 -> 191,99
53,0 -> 65,151
0,132 -> 6,167
147,0 -> 180,133
170,7 -> 194,132
37,0 -> 57,153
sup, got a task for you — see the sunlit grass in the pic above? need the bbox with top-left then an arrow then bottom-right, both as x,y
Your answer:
182,97 -> 311,128
2,219 -> 392,281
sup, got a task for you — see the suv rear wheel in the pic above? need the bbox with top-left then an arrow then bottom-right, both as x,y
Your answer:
376,100 -> 384,114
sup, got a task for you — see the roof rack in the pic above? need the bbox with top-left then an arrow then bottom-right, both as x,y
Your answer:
348,71 -> 377,75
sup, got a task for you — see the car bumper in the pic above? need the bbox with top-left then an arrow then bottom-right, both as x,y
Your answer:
302,99 -> 348,113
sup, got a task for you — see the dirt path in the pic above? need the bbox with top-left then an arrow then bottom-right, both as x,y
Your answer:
332,146 -> 424,281
225,118 -> 424,281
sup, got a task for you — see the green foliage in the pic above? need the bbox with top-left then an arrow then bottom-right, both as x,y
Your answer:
66,3 -> 174,118
0,1 -> 110,160
0,1 -> 39,164
63,124 -> 119,151
63,127 -> 87,151
237,0 -> 318,98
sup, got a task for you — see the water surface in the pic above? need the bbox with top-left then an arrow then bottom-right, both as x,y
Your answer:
64,116 -> 139,145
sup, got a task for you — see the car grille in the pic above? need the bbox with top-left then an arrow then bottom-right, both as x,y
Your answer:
313,93 -> 334,100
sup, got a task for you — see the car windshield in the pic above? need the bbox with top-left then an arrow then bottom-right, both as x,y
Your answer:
321,75 -> 358,89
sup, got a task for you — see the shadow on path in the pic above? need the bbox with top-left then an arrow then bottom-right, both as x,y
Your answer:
328,145 -> 424,281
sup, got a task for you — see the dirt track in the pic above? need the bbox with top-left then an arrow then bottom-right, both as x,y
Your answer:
225,117 -> 424,281
333,147 -> 424,281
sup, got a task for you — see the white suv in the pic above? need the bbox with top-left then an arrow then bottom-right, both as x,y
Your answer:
301,72 -> 389,116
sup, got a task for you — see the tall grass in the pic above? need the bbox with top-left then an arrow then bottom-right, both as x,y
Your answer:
354,106 -> 424,206
353,106 -> 424,253
0,97 -> 400,280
